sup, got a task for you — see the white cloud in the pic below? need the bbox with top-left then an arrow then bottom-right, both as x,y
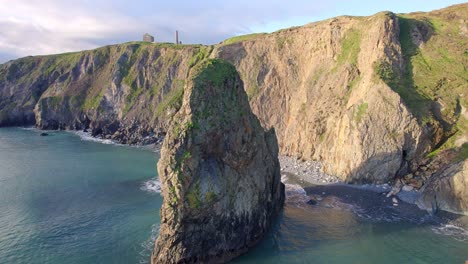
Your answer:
0,0 -> 331,62
0,0 -> 146,61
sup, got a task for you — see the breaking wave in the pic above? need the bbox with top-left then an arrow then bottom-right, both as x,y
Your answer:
139,223 -> 160,263
431,224 -> 468,243
73,131 -> 119,145
140,178 -> 161,194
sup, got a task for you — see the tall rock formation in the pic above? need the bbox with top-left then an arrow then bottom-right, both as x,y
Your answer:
151,59 -> 285,263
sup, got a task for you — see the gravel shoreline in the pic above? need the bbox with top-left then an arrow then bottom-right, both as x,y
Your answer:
279,155 -> 424,206
279,156 -> 341,185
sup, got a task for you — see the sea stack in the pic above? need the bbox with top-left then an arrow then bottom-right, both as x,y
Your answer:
151,59 -> 285,263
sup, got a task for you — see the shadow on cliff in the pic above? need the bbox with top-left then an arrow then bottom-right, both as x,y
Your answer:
386,17 -> 456,147
387,17 -> 434,123
338,151 -> 411,184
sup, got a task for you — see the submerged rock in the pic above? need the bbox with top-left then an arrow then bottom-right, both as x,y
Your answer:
416,160 -> 468,215
40,132 -> 48,136
151,59 -> 285,263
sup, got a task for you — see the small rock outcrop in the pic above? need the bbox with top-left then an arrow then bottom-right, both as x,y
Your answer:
416,159 -> 468,215
151,59 -> 285,263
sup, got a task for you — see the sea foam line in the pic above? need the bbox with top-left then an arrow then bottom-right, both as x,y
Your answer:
139,223 -> 160,263
281,174 -> 311,206
73,131 -> 120,145
431,224 -> 468,243
141,178 -> 161,194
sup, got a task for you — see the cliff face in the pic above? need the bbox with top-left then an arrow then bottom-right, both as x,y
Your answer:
152,59 -> 284,263
0,43 -> 213,143
215,13 -> 429,183
0,4 -> 466,182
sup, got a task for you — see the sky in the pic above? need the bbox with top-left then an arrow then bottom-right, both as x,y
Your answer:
0,0 -> 466,63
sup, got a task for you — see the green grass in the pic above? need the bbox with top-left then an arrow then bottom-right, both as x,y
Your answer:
300,103 -> 307,113
246,84 -> 259,99
319,133 -> 326,142
400,16 -> 465,119
121,44 -> 188,115
82,94 -> 103,111
154,83 -> 185,118
184,121 -> 199,131
205,191 -> 217,203
343,75 -> 361,103
121,41 -> 199,50
458,143 -> 468,161
49,96 -> 62,106
188,46 -> 213,68
186,182 -> 201,209
426,148 -> 440,159
337,29 -> 361,66
355,102 -> 368,123
123,86 -> 142,114
383,14 -> 468,152
242,55 -> 263,100
193,59 -> 238,88
169,184 -> 178,205
374,17 -> 434,121
276,36 -> 287,50
222,33 -> 266,45
182,150 -> 192,160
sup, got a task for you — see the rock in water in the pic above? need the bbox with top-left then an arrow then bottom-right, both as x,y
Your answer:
151,59 -> 285,263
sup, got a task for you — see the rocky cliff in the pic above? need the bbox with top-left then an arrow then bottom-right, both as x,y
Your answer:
0,4 -> 466,183
0,43 -> 213,143
417,158 -> 468,215
151,59 -> 284,263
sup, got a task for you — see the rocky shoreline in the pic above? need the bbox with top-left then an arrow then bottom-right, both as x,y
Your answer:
278,155 -> 425,209
280,160 -> 468,237
278,156 -> 341,185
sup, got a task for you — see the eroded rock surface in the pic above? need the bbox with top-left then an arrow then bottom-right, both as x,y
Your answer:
417,159 -> 468,215
151,59 -> 285,263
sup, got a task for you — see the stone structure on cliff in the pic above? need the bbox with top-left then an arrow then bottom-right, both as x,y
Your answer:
151,59 -> 285,263
143,33 -> 155,42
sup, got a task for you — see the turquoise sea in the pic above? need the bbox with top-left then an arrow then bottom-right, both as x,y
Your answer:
0,127 -> 466,264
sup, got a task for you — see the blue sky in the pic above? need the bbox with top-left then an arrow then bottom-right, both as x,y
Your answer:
0,0 -> 466,63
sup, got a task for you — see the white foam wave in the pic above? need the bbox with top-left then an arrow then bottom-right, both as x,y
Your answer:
431,224 -> 468,243
141,178 -> 161,193
73,131 -> 119,145
346,183 -> 391,193
139,223 -> 160,263
19,126 -> 37,131
285,184 -> 310,205
281,173 -> 311,206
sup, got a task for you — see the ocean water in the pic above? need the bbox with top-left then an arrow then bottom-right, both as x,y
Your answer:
0,128 -> 162,264
0,128 -> 467,264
